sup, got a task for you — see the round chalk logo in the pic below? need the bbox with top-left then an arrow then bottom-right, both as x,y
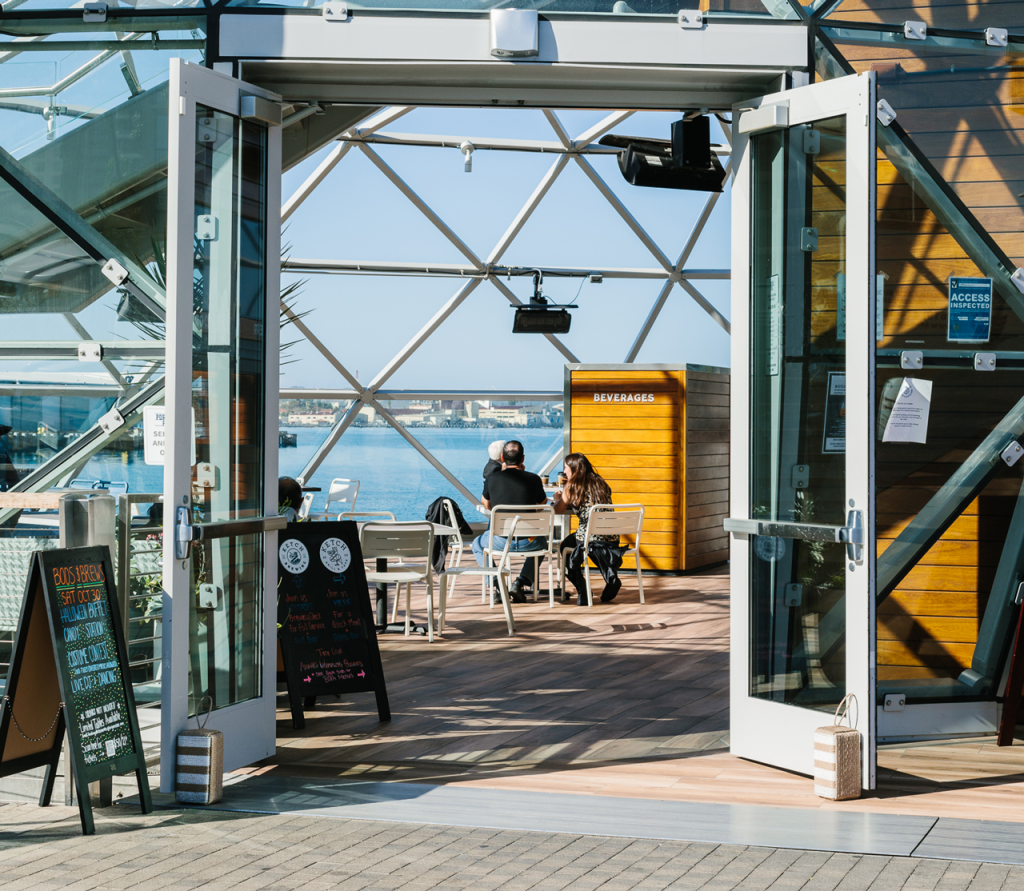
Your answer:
279,539 -> 310,575
320,538 -> 351,574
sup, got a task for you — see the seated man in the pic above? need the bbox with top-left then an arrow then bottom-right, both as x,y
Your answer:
472,440 -> 548,603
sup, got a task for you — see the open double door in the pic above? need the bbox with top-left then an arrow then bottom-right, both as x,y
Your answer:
155,61 -> 882,787
727,73 -> 878,789
160,61 -> 284,789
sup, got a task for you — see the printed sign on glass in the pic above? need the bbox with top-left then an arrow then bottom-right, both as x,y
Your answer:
947,277 -> 993,343
822,372 -> 846,453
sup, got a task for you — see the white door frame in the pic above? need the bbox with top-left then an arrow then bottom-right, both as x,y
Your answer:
161,59 -> 282,790
728,72 -> 877,789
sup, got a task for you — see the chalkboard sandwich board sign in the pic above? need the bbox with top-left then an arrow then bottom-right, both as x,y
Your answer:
0,545 -> 152,835
277,521 -> 390,729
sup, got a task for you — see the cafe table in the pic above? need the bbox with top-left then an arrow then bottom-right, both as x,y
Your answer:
355,519 -> 460,634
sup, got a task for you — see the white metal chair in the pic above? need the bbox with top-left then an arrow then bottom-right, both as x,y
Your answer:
482,504 -> 556,606
441,498 -> 469,596
360,522 -> 436,641
438,516 -> 519,638
309,478 -> 360,520
297,492 -> 314,520
559,503 -> 645,607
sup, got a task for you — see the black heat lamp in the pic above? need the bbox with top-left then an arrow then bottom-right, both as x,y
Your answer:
600,114 -> 725,192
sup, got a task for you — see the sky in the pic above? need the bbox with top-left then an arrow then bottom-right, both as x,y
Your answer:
0,50 -> 733,393
279,105 -> 732,393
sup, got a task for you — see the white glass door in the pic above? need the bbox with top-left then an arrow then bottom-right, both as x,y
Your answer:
161,60 -> 283,788
728,73 -> 877,789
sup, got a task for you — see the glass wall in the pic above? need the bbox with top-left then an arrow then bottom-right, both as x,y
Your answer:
0,15 -> 204,688
818,27 -> 1024,702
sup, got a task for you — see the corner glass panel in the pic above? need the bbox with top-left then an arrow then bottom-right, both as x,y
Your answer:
187,106 -> 268,716
748,116 -> 849,707
825,0 -> 1024,33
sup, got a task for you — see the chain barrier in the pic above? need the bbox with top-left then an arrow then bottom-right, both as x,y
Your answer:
2,695 -> 63,742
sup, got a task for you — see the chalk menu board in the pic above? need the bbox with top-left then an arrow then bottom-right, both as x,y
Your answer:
277,522 -> 390,729
0,546 -> 151,835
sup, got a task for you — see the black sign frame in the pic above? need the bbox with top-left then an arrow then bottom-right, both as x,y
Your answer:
277,522 -> 390,729
0,546 -> 152,834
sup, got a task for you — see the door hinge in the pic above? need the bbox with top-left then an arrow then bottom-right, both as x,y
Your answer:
876,99 -> 897,127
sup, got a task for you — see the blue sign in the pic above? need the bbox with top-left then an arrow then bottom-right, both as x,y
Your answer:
947,277 -> 993,343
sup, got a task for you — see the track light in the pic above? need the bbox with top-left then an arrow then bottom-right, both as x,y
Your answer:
460,140 -> 474,173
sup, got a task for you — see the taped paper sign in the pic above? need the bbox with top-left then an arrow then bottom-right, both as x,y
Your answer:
143,406 -> 196,466
878,377 -> 932,444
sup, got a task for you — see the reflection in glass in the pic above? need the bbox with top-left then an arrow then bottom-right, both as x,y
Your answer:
187,107 -> 268,716
748,117 -> 848,707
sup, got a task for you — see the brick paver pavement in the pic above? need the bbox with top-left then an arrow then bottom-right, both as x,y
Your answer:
0,801 -> 1021,890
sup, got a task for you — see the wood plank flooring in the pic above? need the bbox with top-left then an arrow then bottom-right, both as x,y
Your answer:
252,565 -> 1024,825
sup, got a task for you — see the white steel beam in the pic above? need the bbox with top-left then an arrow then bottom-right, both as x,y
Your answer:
573,154 -> 674,272
281,106 -> 412,222
624,279 -> 674,364
487,153 -> 569,265
367,277 -> 483,393
373,401 -> 480,505
283,258 -> 672,279
282,389 -> 563,400
574,110 -> 634,149
281,303 -> 363,392
543,109 -> 573,150
678,278 -> 730,334
356,132 -> 619,154
358,142 -> 483,268
281,141 -> 352,222
296,399 -> 361,485
488,275 -> 579,364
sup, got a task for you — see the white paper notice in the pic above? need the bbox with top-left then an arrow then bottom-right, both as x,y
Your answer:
143,406 -> 197,466
881,377 -> 932,444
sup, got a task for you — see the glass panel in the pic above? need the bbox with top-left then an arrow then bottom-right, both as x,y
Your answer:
187,106 -> 268,716
826,0 -> 1024,33
873,134 -> 1024,700
822,37 -> 1024,266
748,116 -> 849,708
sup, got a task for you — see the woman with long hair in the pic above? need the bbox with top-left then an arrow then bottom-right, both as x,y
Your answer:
553,453 -> 625,605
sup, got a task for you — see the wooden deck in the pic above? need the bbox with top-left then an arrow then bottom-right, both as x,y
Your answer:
256,567 -> 1024,824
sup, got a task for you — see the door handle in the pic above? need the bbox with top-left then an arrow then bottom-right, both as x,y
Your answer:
840,509 -> 864,564
175,507 -> 287,560
724,517 -> 843,543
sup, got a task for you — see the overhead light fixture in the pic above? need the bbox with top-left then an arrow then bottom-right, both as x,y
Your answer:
511,269 -> 574,334
600,114 -> 725,192
513,306 -> 572,334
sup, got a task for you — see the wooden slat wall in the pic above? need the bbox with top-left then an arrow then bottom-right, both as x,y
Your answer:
683,371 -> 730,570
877,481 -> 1017,680
570,369 -> 683,571
568,366 -> 730,572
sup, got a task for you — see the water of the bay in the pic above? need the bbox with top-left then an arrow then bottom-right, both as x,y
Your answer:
70,426 -> 563,521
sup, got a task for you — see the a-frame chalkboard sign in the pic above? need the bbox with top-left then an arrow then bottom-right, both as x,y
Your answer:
277,521 -> 390,730
0,545 -> 152,834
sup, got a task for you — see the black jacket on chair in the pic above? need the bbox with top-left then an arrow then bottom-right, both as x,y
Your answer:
425,496 -> 474,574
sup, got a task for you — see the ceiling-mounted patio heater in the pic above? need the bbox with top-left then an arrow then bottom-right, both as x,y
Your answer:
600,115 -> 725,192
511,269 -> 575,334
